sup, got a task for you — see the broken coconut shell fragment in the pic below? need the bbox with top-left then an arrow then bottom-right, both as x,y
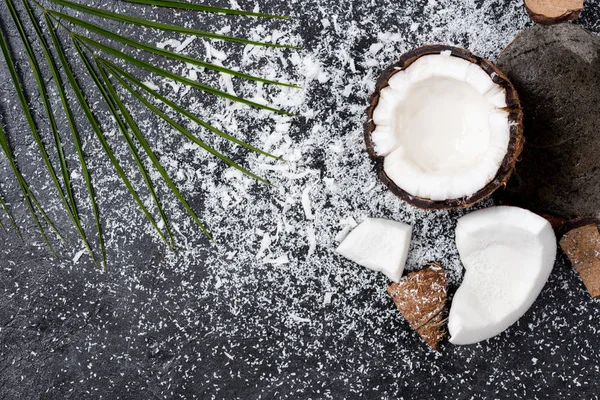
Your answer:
559,218 -> 600,298
495,24 -> 600,220
387,263 -> 447,351
524,0 -> 584,25
365,45 -> 524,210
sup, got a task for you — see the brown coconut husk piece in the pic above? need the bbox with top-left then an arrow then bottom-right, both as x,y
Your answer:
524,0 -> 584,25
387,263 -> 448,351
364,45 -> 524,210
559,218 -> 600,298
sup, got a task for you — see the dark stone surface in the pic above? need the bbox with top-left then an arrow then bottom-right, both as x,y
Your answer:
496,23 -> 600,219
1,1 -> 600,399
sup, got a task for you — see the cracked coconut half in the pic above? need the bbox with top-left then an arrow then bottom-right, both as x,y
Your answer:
365,45 -> 523,209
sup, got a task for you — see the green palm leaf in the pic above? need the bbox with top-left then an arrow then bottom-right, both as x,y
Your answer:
72,39 -> 176,249
95,59 -> 212,240
23,0 -> 106,267
98,58 -> 283,161
0,0 -> 295,266
48,0 -> 297,48
123,0 -> 289,19
71,34 -> 294,116
97,57 -> 272,186
0,182 -> 20,237
47,9 -> 299,88
6,0 -> 98,265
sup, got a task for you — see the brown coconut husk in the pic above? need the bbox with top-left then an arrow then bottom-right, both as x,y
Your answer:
524,0 -> 584,25
364,45 -> 524,210
558,218 -> 600,298
387,263 -> 448,351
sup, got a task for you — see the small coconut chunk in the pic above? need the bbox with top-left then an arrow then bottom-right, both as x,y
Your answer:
524,0 -> 583,25
559,221 -> 600,298
448,206 -> 556,345
388,263 -> 448,351
336,218 -> 412,282
371,54 -> 511,201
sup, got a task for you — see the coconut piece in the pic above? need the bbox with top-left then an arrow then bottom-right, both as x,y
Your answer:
335,218 -> 412,282
387,263 -> 447,351
559,219 -> 600,298
448,206 -> 556,345
365,45 -> 523,210
495,24 -> 600,220
524,0 -> 584,25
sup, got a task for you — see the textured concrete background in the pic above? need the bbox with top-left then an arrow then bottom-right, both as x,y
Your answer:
1,0 -> 600,399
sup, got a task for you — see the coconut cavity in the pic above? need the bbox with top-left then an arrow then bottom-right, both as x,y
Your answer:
370,53 -> 511,202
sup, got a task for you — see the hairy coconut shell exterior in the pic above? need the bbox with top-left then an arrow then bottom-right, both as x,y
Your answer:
524,0 -> 583,25
364,45 -> 524,210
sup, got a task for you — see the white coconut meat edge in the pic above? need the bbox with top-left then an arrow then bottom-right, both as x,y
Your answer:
448,206 -> 557,345
335,218 -> 412,282
371,52 -> 511,201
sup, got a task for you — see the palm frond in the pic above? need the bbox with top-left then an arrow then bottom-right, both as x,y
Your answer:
47,9 -> 299,88
122,0 -> 289,19
97,57 -> 272,187
70,33 -> 295,116
95,59 -> 212,240
0,0 -> 295,266
72,39 -> 176,250
99,58 -> 283,161
23,0 -> 106,266
6,0 -> 98,264
48,0 -> 298,48
0,121 -> 59,256
47,15 -> 173,258
0,18 -> 64,254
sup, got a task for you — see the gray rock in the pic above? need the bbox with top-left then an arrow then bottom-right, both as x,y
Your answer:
496,23 -> 600,219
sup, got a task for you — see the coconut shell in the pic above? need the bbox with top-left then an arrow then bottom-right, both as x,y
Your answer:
387,263 -> 447,351
559,219 -> 600,298
524,0 -> 584,25
364,45 -> 524,210
495,24 -> 600,220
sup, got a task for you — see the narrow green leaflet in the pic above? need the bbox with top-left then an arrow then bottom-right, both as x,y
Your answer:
6,0 -> 97,265
0,122 -> 58,256
99,58 -> 272,187
25,0 -> 106,267
0,177 -> 21,237
48,0 -> 297,48
73,34 -> 295,116
0,19 -> 63,253
46,16 -> 172,261
123,0 -> 289,19
96,59 -> 212,240
0,192 -> 11,233
73,40 -> 175,249
98,58 -> 282,161
47,9 -> 298,88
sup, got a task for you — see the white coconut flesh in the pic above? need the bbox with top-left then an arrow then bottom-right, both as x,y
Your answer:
371,52 -> 511,201
448,206 -> 557,345
336,218 -> 412,282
